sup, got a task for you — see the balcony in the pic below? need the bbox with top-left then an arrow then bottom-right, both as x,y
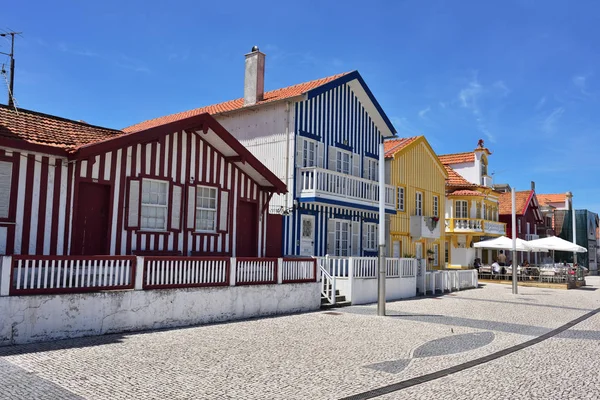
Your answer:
410,215 -> 441,240
525,234 -> 539,240
446,218 -> 506,236
297,167 -> 396,210
481,175 -> 493,187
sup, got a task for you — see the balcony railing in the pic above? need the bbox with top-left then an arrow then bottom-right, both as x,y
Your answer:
446,218 -> 506,235
298,167 -> 396,209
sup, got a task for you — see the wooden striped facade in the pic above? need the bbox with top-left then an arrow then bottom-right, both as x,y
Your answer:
0,114 -> 284,257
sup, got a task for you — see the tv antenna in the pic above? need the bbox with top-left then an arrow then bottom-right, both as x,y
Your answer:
0,30 -> 22,108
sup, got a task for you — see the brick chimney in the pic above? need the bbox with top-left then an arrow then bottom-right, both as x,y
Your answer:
531,181 -> 535,191
244,46 -> 265,106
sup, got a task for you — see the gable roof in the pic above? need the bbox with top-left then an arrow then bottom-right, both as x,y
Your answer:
498,190 -> 534,215
538,193 -> 567,206
0,104 -> 124,153
383,136 -> 419,157
384,136 -> 447,177
438,151 -> 475,165
123,70 -> 396,137
445,165 -> 476,187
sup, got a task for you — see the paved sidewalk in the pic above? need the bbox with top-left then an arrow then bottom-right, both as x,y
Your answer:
1,277 -> 599,399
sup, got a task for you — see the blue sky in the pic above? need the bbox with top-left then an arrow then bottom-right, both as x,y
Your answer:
2,0 -> 599,211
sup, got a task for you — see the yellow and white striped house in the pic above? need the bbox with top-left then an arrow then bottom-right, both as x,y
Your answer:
384,136 -> 448,269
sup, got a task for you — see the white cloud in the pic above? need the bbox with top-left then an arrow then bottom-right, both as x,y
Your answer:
493,80 -> 510,97
457,74 -> 496,143
541,107 -> 565,135
535,96 -> 546,111
418,106 -> 431,119
572,74 -> 591,96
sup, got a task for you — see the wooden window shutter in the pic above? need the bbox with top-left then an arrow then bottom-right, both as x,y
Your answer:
316,143 -> 324,168
362,222 -> 367,251
0,161 -> 12,219
127,178 -> 141,228
352,155 -> 360,177
352,221 -> 360,256
219,190 -> 229,232
187,186 -> 196,230
362,157 -> 368,179
328,146 -> 337,171
327,218 -> 336,255
296,137 -> 304,167
170,184 -> 183,231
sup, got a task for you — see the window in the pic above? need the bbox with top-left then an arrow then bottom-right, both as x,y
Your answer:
335,220 -> 350,256
0,160 -> 13,219
433,244 -> 439,267
364,223 -> 377,251
397,187 -> 405,211
415,191 -> 423,216
336,150 -> 351,174
455,200 -> 468,219
302,139 -> 316,167
433,196 -> 439,217
476,202 -> 482,219
140,179 -> 169,230
518,219 -> 521,234
196,186 -> 218,232
366,159 -> 378,181
444,242 -> 449,263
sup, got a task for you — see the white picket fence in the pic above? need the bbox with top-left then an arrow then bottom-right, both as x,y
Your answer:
417,266 -> 478,294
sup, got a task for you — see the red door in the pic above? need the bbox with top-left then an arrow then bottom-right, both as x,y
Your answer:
72,182 -> 111,255
236,200 -> 258,257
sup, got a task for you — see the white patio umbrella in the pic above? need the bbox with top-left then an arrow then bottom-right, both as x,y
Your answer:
473,236 -> 536,252
526,236 -> 587,253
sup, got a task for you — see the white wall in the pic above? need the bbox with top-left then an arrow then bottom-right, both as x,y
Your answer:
216,102 -> 295,212
451,247 -> 475,267
449,162 -> 478,185
335,276 -> 417,305
0,282 -> 320,346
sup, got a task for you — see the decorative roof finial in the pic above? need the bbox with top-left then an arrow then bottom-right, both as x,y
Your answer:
477,139 -> 484,148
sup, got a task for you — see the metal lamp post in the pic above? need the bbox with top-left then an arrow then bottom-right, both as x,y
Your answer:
377,142 -> 386,316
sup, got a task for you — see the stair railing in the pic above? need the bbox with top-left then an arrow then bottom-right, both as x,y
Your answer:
319,256 -> 336,305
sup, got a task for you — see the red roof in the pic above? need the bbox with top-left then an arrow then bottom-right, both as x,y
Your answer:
538,193 -> 567,206
445,165 -> 476,187
383,136 -> 419,157
498,190 -> 534,215
449,189 -> 483,197
124,72 -> 351,134
438,152 -> 475,165
0,105 -> 123,152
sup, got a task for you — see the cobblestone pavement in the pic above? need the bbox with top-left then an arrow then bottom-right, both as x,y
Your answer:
1,278 -> 600,399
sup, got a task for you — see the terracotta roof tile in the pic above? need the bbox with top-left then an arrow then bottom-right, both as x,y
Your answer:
124,72 -> 351,133
383,136 -> 420,157
449,189 -> 484,197
445,165 -> 476,187
498,190 -> 533,215
438,151 -> 475,165
0,105 -> 123,152
537,193 -> 567,206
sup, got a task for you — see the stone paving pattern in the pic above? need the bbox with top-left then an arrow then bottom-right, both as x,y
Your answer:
1,278 -> 600,399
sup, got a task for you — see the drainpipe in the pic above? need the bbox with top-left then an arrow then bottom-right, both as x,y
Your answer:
284,101 -> 291,211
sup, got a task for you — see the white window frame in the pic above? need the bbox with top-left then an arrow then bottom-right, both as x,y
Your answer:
433,244 -> 439,267
302,138 -> 317,168
397,187 -> 405,212
415,191 -> 423,216
366,158 -> 378,181
518,219 -> 522,234
363,223 -> 377,251
336,148 -> 351,175
195,185 -> 218,233
455,200 -> 468,219
140,178 -> 169,231
335,220 -> 350,256
433,196 -> 439,217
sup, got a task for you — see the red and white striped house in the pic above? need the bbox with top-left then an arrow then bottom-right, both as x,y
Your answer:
0,105 -> 286,257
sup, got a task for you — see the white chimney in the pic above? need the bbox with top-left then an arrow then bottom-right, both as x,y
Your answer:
244,46 -> 265,106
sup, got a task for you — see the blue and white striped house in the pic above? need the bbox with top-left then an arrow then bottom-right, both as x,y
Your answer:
126,47 -> 397,257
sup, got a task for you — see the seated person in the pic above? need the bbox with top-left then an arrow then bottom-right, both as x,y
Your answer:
473,258 -> 482,270
492,260 -> 501,275
522,260 -> 530,268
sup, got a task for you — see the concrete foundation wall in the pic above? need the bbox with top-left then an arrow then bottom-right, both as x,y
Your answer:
0,282 -> 320,346
335,276 -> 417,305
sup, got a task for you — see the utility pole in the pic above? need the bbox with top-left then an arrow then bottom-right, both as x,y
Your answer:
0,31 -> 22,107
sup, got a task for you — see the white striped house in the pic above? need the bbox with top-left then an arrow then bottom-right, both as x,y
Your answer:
124,48 -> 397,257
0,107 -> 286,257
